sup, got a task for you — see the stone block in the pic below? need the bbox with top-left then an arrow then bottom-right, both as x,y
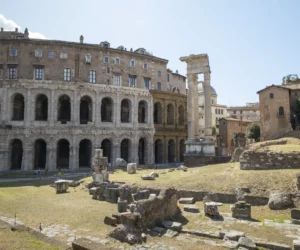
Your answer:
219,229 -> 245,241
231,201 -> 251,219
162,221 -> 182,232
54,180 -> 69,193
163,229 -> 179,238
117,199 -> 127,213
238,237 -> 256,250
127,163 -> 137,174
89,187 -> 97,195
178,197 -> 195,204
112,214 -> 121,224
115,158 -> 127,168
291,208 -> 300,220
149,193 -> 157,200
133,189 -> 150,201
183,205 -> 199,213
292,219 -> 300,225
150,172 -> 159,178
141,174 -> 155,180
104,216 -> 117,226
293,240 -> 300,250
223,240 -> 239,249
152,227 -> 167,234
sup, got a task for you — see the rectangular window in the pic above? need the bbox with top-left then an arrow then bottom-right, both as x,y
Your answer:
167,74 -> 169,82
107,67 -> 110,73
9,67 -> 17,79
158,71 -> 161,77
157,82 -> 161,90
35,49 -> 42,57
60,52 -> 68,59
63,68 -> 71,81
144,78 -> 150,89
104,57 -> 109,63
48,51 -> 54,58
114,74 -> 121,86
143,63 -> 147,69
10,49 -> 17,56
130,60 -> 135,67
0,65 -> 3,79
103,43 -> 109,48
89,70 -> 96,83
115,58 -> 120,64
85,54 -> 92,64
129,76 -> 136,87
35,67 -> 44,80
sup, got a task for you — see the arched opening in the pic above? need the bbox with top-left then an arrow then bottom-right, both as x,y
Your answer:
178,105 -> 184,125
154,102 -> 162,124
80,96 -> 92,124
179,139 -> 185,162
101,97 -> 113,122
168,139 -> 175,163
12,93 -> 25,121
138,101 -> 147,123
57,139 -> 69,169
101,139 -> 112,163
10,139 -> 23,170
167,104 -> 174,125
279,106 -> 284,116
121,139 -> 130,162
121,99 -> 130,123
154,139 -> 163,164
35,94 -> 48,121
79,139 -> 92,168
58,95 -> 71,122
138,138 -> 146,164
270,93 -> 274,99
34,139 -> 46,169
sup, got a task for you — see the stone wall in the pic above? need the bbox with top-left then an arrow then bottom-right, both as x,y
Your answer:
240,149 -> 300,170
184,155 -> 231,167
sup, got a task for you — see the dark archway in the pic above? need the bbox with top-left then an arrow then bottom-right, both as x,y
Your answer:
11,139 -> 23,170
121,99 -> 130,123
12,93 -> 25,121
79,139 -> 92,168
121,139 -> 130,162
138,138 -> 146,164
178,105 -> 184,125
34,139 -> 46,169
57,139 -> 69,169
154,139 -> 163,164
35,94 -> 48,121
101,139 -> 112,163
154,102 -> 162,124
58,95 -> 71,122
179,139 -> 185,162
168,139 -> 175,163
138,101 -> 147,123
167,103 -> 174,125
101,97 -> 113,122
80,96 -> 92,124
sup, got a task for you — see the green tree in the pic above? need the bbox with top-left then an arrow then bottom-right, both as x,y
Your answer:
295,97 -> 300,116
212,126 -> 216,136
245,124 -> 260,142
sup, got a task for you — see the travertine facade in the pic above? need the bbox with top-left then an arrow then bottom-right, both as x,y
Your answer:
227,103 -> 260,122
0,29 -> 187,171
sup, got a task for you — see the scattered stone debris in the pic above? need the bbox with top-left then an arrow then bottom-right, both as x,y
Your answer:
294,239 -> 300,250
183,205 -> 199,213
177,165 -> 188,171
127,163 -> 137,174
115,158 -> 127,169
178,197 -> 195,204
219,229 -> 245,241
162,221 -> 182,232
204,202 -> 223,217
168,169 -> 175,172
141,174 -> 155,180
297,173 -> 300,190
117,199 -> 128,213
291,208 -> 300,225
237,236 -> 256,250
268,192 -> 294,210
54,180 -> 69,194
69,180 -> 82,187
104,216 -> 117,226
133,190 -> 150,201
150,172 -> 159,178
231,201 -> 251,219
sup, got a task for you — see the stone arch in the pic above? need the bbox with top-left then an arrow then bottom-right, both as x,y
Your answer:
138,137 -> 146,164
154,102 -> 162,124
101,97 -> 113,122
121,99 -> 131,123
80,95 -> 92,124
10,139 -> 23,170
79,139 -> 92,168
57,139 -> 70,169
168,139 -> 175,163
101,139 -> 112,163
34,139 -> 47,169
58,95 -> 71,122
121,138 -> 131,162
35,94 -> 48,121
154,139 -> 163,164
179,139 -> 185,162
138,100 -> 147,123
12,93 -> 25,121
178,105 -> 184,125
167,103 -> 174,125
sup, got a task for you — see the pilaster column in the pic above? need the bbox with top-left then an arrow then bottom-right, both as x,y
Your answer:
132,95 -> 137,128
46,140 -> 55,170
147,135 -> 154,164
25,90 -> 31,127
115,93 -> 120,128
70,141 -> 78,170
73,90 -> 78,126
95,92 -> 100,128
204,72 -> 212,137
22,140 -> 32,170
187,73 -> 195,140
49,90 -> 55,126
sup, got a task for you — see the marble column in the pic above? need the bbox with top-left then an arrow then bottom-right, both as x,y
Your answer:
187,73 -> 195,140
192,74 -> 199,139
203,72 -> 212,137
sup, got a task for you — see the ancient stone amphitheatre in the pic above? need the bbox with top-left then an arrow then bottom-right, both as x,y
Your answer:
1,138 -> 300,250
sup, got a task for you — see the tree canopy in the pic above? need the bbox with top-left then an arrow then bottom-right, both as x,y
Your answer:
245,124 -> 260,142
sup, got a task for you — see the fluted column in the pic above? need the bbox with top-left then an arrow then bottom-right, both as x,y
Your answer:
192,74 -> 199,139
187,73 -> 195,140
204,72 -> 212,137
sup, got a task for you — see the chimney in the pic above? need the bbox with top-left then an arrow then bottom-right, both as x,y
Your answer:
24,28 -> 29,38
176,70 -> 178,73
80,35 -> 84,43
1,28 -> 3,32
15,28 -> 18,32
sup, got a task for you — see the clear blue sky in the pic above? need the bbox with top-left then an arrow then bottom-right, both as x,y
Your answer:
1,0 -> 299,106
